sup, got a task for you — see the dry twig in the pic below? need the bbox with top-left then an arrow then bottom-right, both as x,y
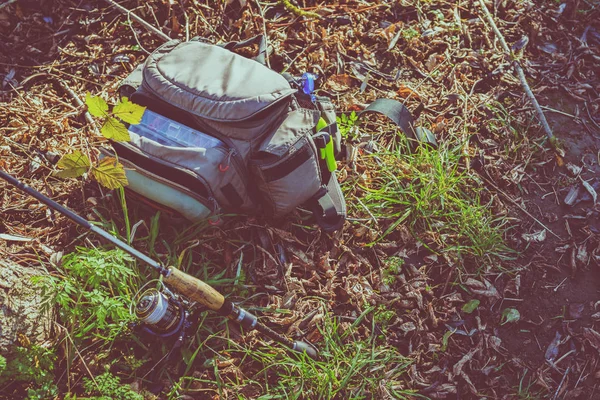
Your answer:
103,0 -> 171,42
477,0 -> 560,152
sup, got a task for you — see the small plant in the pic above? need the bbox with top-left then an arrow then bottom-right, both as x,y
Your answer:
402,27 -> 419,40
501,308 -> 520,325
336,111 -> 358,139
382,256 -> 405,285
83,369 -> 143,400
374,305 -> 396,329
55,94 -> 146,189
34,247 -> 139,341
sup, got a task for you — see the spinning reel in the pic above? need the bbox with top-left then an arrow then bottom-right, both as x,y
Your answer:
134,284 -> 189,338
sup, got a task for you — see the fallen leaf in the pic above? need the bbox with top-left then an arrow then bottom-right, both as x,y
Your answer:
582,179 -> 597,205
462,299 -> 480,314
452,348 -> 477,378
327,74 -> 355,92
545,331 -> 561,362
522,229 -> 546,243
465,278 -> 500,299
583,328 -> 600,353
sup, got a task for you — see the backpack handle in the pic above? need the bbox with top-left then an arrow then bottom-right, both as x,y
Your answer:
220,35 -> 268,66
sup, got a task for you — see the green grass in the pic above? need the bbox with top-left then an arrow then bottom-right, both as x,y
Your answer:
345,139 -> 510,265
515,369 -> 544,399
168,306 -> 418,399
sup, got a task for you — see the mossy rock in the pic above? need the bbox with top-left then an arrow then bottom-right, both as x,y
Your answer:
0,259 -> 51,356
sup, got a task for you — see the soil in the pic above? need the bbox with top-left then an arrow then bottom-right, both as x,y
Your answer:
490,95 -> 600,396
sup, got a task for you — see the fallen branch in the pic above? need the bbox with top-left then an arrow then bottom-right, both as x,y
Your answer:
477,0 -> 560,152
278,0 -> 320,19
103,0 -> 171,42
0,0 -> 18,11
478,172 -> 563,240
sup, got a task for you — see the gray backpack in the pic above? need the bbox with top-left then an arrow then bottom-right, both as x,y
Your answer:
105,37 -> 346,231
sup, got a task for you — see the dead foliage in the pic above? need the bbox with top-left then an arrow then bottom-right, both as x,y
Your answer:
1,0 -> 600,398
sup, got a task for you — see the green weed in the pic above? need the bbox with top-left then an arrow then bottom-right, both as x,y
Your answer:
515,369 -> 544,399
336,111 -> 359,139
34,247 -> 139,341
0,345 -> 57,400
382,256 -> 404,285
82,369 -> 143,400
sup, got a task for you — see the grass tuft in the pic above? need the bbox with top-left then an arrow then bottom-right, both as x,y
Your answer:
345,139 -> 510,266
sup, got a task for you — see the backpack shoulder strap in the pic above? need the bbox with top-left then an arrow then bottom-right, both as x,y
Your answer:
358,98 -> 437,148
308,173 -> 346,232
219,35 -> 268,66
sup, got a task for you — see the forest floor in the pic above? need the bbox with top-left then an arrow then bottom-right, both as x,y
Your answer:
1,0 -> 600,399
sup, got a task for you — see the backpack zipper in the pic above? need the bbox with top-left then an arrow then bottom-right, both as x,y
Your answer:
219,148 -> 235,172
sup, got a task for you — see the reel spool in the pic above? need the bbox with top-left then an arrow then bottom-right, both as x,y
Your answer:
135,288 -> 187,338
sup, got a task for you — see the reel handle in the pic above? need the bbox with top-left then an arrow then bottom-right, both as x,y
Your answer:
164,267 -> 225,311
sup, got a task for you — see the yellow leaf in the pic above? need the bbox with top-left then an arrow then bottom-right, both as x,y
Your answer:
54,151 -> 91,178
101,118 -> 130,141
113,98 -> 146,125
91,157 -> 128,189
85,92 -> 108,117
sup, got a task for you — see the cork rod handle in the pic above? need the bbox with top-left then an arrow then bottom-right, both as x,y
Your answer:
163,267 -> 225,311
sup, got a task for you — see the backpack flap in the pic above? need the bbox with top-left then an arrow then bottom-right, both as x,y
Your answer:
141,39 -> 296,142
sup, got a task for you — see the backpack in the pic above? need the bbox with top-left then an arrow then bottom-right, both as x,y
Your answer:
103,36 -> 347,231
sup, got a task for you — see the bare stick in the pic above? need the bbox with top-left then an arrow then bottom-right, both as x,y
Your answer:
477,0 -> 558,149
103,0 -> 171,42
0,0 -> 18,11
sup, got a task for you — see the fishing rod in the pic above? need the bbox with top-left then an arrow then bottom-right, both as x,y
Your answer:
0,169 -> 318,359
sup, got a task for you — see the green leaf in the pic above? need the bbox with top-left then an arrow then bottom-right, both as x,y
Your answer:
85,93 -> 108,117
501,308 -> 520,325
112,98 -> 145,125
441,330 -> 453,352
101,118 -> 130,141
462,299 -> 480,314
91,157 -> 128,189
54,151 -> 91,178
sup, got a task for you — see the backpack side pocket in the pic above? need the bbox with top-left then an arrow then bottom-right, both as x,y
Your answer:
250,109 -> 322,217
